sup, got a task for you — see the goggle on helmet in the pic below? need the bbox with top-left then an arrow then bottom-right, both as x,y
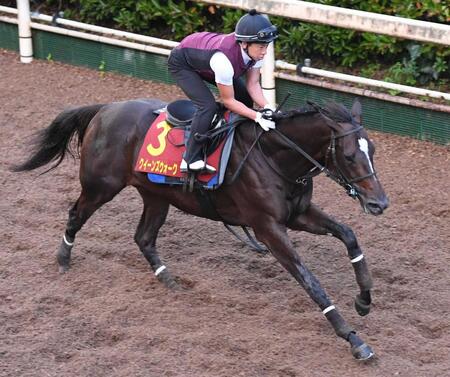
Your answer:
235,9 -> 278,43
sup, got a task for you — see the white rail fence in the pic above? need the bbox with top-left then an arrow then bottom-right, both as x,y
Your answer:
198,0 -> 450,46
1,1 -> 449,110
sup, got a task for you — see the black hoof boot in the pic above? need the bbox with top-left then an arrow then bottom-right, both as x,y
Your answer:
348,332 -> 375,361
355,294 -> 371,316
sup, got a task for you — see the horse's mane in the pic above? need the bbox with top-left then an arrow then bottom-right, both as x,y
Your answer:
320,102 -> 354,123
274,101 -> 354,124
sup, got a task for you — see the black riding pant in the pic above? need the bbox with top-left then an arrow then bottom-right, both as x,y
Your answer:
168,49 -> 252,163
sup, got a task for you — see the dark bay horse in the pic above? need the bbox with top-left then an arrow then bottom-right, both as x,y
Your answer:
13,98 -> 388,360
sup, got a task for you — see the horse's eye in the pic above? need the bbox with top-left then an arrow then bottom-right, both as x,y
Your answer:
344,154 -> 355,163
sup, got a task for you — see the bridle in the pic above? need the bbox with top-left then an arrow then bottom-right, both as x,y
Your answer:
327,125 -> 377,197
257,120 -> 377,199
326,126 -> 378,197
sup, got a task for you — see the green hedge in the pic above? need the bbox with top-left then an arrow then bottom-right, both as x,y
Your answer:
2,23 -> 448,144
1,0 -> 448,89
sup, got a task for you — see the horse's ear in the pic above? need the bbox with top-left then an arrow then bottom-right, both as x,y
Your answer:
351,99 -> 362,124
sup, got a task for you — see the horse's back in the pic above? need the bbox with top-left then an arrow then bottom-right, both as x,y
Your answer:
80,98 -> 166,184
83,98 -> 166,146
96,98 -> 166,133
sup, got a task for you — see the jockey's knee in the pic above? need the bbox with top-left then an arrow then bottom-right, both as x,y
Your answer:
198,101 -> 217,118
193,102 -> 217,132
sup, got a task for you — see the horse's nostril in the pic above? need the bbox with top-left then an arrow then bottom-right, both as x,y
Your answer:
366,201 -> 383,215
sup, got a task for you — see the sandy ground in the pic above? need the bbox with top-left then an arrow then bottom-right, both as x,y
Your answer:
1,49 -> 449,377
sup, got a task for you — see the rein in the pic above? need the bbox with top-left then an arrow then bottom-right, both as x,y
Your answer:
258,126 -> 323,186
259,123 -> 375,199
196,106 -> 376,200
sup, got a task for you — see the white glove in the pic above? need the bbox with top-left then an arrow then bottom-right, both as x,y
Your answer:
262,103 -> 278,120
255,112 -> 276,132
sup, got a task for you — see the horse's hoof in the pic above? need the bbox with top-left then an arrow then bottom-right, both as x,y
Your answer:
57,247 -> 72,269
157,270 -> 179,290
355,294 -> 371,316
254,247 -> 269,255
351,343 -> 374,360
166,279 -> 181,290
58,264 -> 70,274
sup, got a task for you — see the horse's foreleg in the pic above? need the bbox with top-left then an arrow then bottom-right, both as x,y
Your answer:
57,183 -> 124,272
253,220 -> 374,360
287,203 -> 373,316
134,194 -> 177,289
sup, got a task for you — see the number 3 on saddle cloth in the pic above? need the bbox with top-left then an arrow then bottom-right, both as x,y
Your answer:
134,99 -> 236,190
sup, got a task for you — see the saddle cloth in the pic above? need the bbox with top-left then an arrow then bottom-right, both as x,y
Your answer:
134,101 -> 235,190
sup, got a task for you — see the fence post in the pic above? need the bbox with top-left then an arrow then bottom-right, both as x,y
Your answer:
261,41 -> 276,106
17,0 -> 33,63
261,15 -> 276,106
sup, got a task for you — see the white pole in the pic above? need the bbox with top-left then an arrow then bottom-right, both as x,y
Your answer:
261,41 -> 276,106
198,0 -> 450,46
29,22 -> 172,56
31,12 -> 179,49
1,6 -> 178,48
276,60 -> 450,101
16,0 -> 33,63
0,5 -> 18,14
261,14 -> 276,106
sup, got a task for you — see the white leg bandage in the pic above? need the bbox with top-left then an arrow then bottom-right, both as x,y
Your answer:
350,254 -> 364,263
63,235 -> 74,247
154,265 -> 167,276
322,305 -> 336,315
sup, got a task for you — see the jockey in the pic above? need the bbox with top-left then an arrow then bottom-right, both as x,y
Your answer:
168,9 -> 278,172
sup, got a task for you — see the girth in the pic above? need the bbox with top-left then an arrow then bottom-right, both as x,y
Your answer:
194,189 -> 267,253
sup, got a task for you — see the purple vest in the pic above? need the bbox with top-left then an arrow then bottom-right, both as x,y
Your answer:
177,32 -> 254,82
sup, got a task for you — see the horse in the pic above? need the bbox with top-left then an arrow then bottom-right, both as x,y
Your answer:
12,98 -> 388,360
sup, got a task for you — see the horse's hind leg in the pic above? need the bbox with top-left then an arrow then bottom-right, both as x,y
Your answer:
57,183 -> 124,272
134,193 -> 177,289
288,203 -> 373,316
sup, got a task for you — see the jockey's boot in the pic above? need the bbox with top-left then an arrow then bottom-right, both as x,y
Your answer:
180,159 -> 216,173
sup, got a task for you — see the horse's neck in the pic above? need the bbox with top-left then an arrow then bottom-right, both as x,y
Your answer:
231,115 -> 330,181
278,114 -> 329,153
265,115 -> 330,177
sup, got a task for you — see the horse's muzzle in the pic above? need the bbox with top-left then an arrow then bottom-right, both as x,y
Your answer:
363,196 -> 389,216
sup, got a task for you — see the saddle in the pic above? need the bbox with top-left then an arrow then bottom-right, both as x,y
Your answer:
165,99 -> 195,128
135,99 -> 236,190
164,99 -> 229,155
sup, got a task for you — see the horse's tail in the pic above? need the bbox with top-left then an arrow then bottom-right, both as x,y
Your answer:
11,104 -> 105,173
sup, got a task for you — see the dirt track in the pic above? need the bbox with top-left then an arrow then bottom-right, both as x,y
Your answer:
1,49 -> 449,377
